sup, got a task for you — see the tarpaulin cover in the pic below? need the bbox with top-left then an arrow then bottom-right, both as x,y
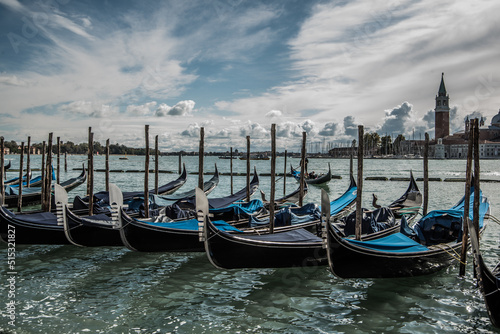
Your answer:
136,218 -> 242,232
345,232 -> 429,253
237,228 -> 322,243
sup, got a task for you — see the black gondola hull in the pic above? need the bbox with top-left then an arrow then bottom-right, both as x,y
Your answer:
64,207 -> 122,247
477,256 -> 500,327
0,207 -> 69,245
3,168 -> 86,208
120,210 -> 202,252
326,221 -> 470,278
204,219 -> 326,269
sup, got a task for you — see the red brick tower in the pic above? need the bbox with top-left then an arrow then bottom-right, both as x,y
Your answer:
435,73 -> 450,139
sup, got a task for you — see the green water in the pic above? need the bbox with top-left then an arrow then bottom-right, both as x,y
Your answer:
1,155 -> 499,333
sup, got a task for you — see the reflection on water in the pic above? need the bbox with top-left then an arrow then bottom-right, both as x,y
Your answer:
1,156 -> 499,333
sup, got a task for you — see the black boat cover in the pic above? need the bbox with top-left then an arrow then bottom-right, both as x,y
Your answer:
237,228 -> 321,243
10,210 -> 59,226
342,207 -> 396,237
248,203 -> 320,228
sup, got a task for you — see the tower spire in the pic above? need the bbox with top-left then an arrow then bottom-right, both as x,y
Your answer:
438,72 -> 447,96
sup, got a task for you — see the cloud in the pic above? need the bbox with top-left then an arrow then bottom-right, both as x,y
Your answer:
343,116 -> 358,137
379,102 -> 413,135
155,100 -> 196,117
266,109 -> 283,118
210,129 -> 231,138
180,123 -> 201,137
126,102 -> 157,116
318,122 -> 339,136
0,74 -> 30,87
239,121 -> 268,138
58,100 -> 118,118
275,120 -> 317,138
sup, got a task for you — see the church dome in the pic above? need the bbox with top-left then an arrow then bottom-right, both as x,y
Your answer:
492,110 -> 500,126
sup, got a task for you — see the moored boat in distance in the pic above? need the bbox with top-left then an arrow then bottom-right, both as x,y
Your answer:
291,163 -> 332,185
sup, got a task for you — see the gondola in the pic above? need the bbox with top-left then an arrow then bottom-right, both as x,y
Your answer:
199,176 -> 357,269
157,164 -> 219,202
55,184 -> 123,247
260,182 -> 308,206
0,169 -> 87,244
57,167 -> 220,247
2,160 -> 11,171
290,163 -> 332,185
117,170 -> 260,252
8,167 -> 55,189
2,167 -> 86,208
4,170 -> 32,186
82,163 -> 188,208
322,186 -> 490,279
331,170 -> 422,241
0,193 -> 70,245
467,210 -> 500,328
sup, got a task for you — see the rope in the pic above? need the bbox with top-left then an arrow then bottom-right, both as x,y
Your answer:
485,214 -> 500,226
431,243 -> 466,265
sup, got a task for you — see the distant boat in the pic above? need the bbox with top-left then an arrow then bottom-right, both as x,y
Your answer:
239,154 -> 269,160
119,155 -> 128,160
219,156 -> 238,160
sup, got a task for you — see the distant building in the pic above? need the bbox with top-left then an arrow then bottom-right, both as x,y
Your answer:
327,73 -> 500,159
433,73 -> 500,158
3,147 -> 10,155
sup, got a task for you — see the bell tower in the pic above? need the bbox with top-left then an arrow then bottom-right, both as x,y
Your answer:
435,72 -> 450,139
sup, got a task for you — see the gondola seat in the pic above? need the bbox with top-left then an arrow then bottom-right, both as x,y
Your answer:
412,210 -> 463,246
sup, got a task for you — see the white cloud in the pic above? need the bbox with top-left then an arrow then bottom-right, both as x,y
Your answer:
266,109 -> 283,118
58,100 -> 118,118
239,121 -> 268,138
155,100 -> 196,117
0,74 -> 30,87
126,102 -> 157,116
180,123 -> 201,137
2,0 -> 500,149
213,0 -> 500,140
318,122 -> 339,136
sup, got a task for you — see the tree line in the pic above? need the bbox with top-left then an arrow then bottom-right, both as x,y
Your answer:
2,140 -> 158,155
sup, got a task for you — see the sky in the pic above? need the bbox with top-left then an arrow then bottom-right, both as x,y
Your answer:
1,0 -> 500,152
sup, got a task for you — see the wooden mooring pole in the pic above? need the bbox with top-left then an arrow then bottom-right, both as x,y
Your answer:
105,139 -> 110,192
473,119 -> 480,239
459,119 -> 474,276
178,153 -> 182,174
17,142 -> 24,212
355,125 -> 364,240
43,134 -> 53,212
57,137 -> 61,184
269,124 -> 276,234
26,136 -> 31,188
0,137 -> 4,206
423,133 -> 429,215
41,141 -> 46,204
144,125 -> 150,218
230,147 -> 233,195
155,135 -> 159,195
349,152 -> 353,178
299,132 -> 306,207
87,130 -> 94,216
198,127 -> 204,190
283,149 -> 287,197
246,136 -> 250,202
